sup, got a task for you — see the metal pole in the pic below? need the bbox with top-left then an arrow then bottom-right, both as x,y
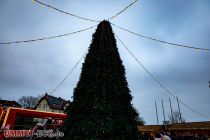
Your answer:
176,96 -> 182,123
155,100 -> 159,125
161,99 -> 166,125
169,98 -> 174,124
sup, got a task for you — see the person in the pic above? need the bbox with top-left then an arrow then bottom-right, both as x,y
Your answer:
161,135 -> 171,140
199,133 -> 206,140
155,133 -> 161,140
143,132 -> 149,140
30,122 -> 44,140
45,119 -> 52,130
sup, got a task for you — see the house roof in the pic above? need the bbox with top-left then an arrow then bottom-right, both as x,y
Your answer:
0,100 -> 22,108
168,121 -> 210,131
36,93 -> 70,111
138,121 -> 210,132
138,125 -> 161,132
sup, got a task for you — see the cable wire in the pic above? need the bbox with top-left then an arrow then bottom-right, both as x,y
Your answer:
34,0 -> 138,23
112,23 -> 210,51
33,0 -> 100,23
107,0 -> 138,21
49,49 -> 88,95
116,34 -> 210,120
0,1 -> 138,45
0,25 -> 96,45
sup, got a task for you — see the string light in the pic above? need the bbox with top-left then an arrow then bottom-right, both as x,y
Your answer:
33,0 -> 100,23
0,25 -> 97,45
107,0 -> 138,21
1,1 -> 139,45
33,0 -> 138,23
112,23 -> 210,51
116,34 -> 210,121
49,49 -> 88,95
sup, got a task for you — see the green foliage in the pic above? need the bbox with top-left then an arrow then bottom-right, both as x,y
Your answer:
62,20 -> 140,140
136,116 -> 145,125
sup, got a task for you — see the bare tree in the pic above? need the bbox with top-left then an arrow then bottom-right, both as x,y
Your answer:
168,110 -> 185,124
17,95 -> 43,108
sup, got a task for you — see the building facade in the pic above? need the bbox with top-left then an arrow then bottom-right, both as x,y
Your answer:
35,93 -> 70,113
34,93 -> 70,123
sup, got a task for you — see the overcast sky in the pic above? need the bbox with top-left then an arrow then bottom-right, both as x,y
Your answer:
0,0 -> 210,124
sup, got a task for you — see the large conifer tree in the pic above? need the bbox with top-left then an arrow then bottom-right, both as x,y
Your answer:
62,20 -> 140,140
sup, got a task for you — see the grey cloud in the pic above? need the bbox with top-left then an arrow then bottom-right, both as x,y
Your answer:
0,0 -> 210,124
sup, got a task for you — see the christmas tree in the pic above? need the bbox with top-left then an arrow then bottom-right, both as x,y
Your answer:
62,20 -> 140,140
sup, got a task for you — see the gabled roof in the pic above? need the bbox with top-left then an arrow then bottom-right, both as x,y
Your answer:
0,100 -> 22,108
36,93 -> 70,111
